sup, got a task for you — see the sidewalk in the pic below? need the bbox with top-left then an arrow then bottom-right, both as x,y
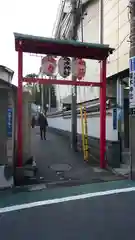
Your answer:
31,127 -> 122,187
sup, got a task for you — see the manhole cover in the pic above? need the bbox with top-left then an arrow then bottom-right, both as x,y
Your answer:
50,163 -> 72,172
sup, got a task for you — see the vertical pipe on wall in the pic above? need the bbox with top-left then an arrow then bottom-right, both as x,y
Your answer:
17,47 -> 23,167
100,59 -> 107,168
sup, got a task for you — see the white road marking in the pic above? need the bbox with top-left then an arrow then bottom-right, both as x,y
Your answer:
0,186 -> 135,214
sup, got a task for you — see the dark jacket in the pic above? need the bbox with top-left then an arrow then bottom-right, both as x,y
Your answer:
38,114 -> 48,128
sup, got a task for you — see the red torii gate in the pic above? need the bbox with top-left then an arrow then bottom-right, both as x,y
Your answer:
14,32 -> 114,169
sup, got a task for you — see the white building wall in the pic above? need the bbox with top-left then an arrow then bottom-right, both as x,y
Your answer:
48,109 -> 118,141
77,0 -> 100,102
104,0 -> 129,77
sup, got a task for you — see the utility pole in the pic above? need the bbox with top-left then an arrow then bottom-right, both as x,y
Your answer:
116,1 -> 124,162
80,0 -> 84,42
48,85 -> 51,112
71,0 -> 78,151
41,73 -> 44,112
129,0 -> 135,179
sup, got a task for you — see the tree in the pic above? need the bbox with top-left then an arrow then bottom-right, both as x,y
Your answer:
24,73 -> 56,109
24,73 -> 38,102
25,73 -> 38,78
42,84 -> 56,110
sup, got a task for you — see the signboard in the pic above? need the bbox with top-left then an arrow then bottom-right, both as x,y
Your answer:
58,57 -> 71,78
72,58 -> 86,80
129,57 -> 135,108
41,56 -> 56,76
7,108 -> 12,137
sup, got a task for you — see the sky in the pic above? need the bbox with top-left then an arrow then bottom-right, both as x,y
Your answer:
0,0 -> 60,85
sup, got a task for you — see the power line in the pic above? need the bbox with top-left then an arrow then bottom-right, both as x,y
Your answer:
115,34 -> 129,52
105,7 -> 128,30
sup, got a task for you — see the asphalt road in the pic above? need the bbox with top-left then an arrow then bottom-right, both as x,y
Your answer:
31,127 -> 122,185
0,180 -> 135,239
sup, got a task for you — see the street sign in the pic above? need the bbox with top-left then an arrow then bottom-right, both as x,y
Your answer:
41,56 -> 56,76
129,57 -> 135,108
72,58 -> 86,80
58,57 -> 71,78
7,108 -> 12,137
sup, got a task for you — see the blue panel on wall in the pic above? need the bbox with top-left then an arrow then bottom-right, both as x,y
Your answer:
113,108 -> 117,130
7,108 -> 12,137
129,57 -> 135,73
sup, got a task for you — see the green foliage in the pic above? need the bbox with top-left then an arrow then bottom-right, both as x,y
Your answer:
42,84 -> 56,109
25,73 -> 56,108
25,73 -> 38,78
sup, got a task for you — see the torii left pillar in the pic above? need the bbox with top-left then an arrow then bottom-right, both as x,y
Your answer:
17,45 -> 23,167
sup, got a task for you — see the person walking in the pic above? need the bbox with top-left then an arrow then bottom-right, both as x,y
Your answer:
38,112 -> 48,140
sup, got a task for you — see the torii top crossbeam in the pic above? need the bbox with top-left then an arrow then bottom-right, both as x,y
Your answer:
14,32 -> 114,60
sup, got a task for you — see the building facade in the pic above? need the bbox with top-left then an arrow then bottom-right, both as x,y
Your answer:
0,65 -> 33,188
49,0 -> 130,161
104,0 -> 129,77
53,0 -> 129,103
0,65 -> 15,188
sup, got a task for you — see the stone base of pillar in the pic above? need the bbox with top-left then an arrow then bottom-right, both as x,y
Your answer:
14,156 -> 38,186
